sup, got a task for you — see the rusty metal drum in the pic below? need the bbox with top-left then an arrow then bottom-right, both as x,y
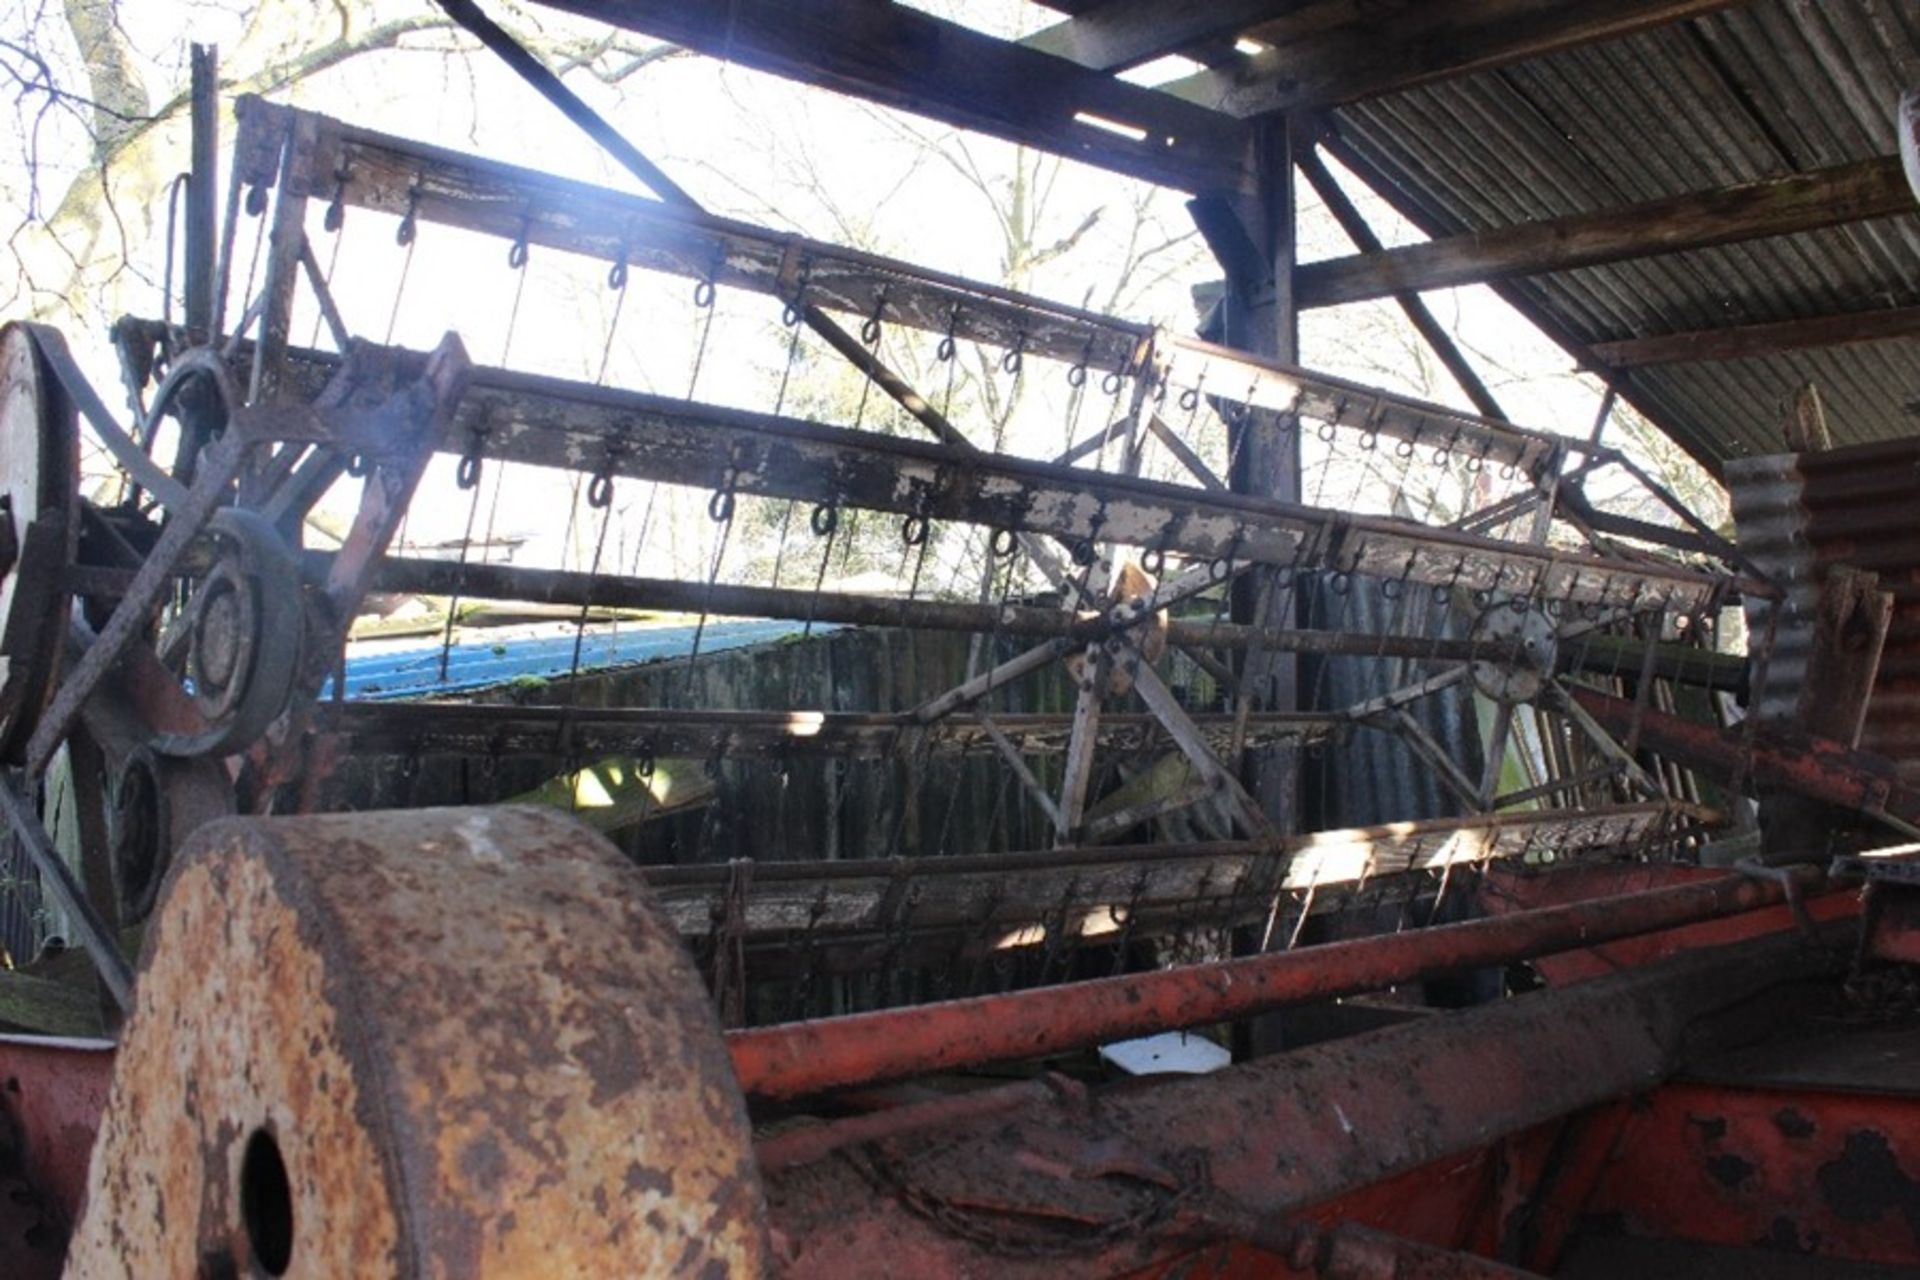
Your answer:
65,805 -> 768,1277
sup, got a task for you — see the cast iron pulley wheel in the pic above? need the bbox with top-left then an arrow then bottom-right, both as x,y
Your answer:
0,323 -> 79,764
107,745 -> 233,925
151,507 -> 304,759
141,343 -> 237,491
65,807 -> 769,1277
1469,597 -> 1557,704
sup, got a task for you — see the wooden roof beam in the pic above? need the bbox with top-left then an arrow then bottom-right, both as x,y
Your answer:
527,0 -> 1252,193
1162,0 -> 1743,117
1020,0 -> 1292,73
1297,155 -> 1918,308
1590,305 -> 1920,368
1311,128 -> 1704,472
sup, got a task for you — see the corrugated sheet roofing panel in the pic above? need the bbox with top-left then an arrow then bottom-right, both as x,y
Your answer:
1324,0 -> 1920,469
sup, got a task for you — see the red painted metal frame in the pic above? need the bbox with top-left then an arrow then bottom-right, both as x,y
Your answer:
0,1036 -> 114,1279
1580,1083 -> 1920,1266
1866,884 -> 1920,964
759,924 -> 1842,1277
1572,687 -> 1920,828
1136,1081 -> 1920,1277
728,868 -> 1829,1099
1481,861 -> 1860,985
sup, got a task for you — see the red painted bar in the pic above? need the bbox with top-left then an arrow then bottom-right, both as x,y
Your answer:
727,868 -> 1825,1099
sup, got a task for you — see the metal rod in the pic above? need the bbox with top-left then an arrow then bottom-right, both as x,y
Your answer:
323,701 -> 1331,759
184,44 -> 218,338
1298,146 -> 1508,423
979,713 -> 1068,834
434,0 -> 694,207
912,639 -> 1074,724
1571,687 -> 1920,832
646,802 -> 1697,890
68,547 -> 1748,686
0,774 -> 134,1009
724,867 -> 1825,1098
25,440 -> 246,780
297,238 -> 352,351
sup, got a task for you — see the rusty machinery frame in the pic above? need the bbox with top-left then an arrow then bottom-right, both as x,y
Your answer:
2,16 -> 1907,1015
3,15 -> 1920,1280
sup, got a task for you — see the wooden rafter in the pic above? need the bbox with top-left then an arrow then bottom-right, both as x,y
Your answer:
1160,0 -> 1743,117
1295,145 -> 1508,420
1021,0 -> 1286,73
1590,305 -> 1920,369
1297,155 -> 1917,309
1311,129 -> 1719,472
529,0 -> 1252,193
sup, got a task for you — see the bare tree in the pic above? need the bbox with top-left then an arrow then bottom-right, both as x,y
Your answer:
2,1 -> 679,330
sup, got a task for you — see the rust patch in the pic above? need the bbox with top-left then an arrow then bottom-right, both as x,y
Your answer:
1688,1114 -> 1728,1144
1774,1108 -> 1816,1140
1817,1130 -> 1920,1241
1706,1153 -> 1756,1191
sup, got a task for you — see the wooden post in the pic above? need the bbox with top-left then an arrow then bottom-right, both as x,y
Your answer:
1211,116 -> 1300,829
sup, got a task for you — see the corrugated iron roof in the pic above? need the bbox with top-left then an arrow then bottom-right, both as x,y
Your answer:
1326,0 -> 1920,471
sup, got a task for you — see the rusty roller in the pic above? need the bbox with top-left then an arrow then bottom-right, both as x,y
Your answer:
64,806 -> 767,1277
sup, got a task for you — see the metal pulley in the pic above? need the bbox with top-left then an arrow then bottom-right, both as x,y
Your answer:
106,745 -> 233,924
66,805 -> 768,1277
153,507 -> 304,759
1468,598 -> 1556,703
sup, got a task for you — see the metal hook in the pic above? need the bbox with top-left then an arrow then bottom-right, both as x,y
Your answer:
587,468 -> 615,510
396,183 -> 421,246
323,166 -> 350,234
860,289 -> 888,346
810,502 -> 838,537
1001,333 -> 1026,376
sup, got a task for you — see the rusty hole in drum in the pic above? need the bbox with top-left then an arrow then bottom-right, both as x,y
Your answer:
240,1128 -> 294,1276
